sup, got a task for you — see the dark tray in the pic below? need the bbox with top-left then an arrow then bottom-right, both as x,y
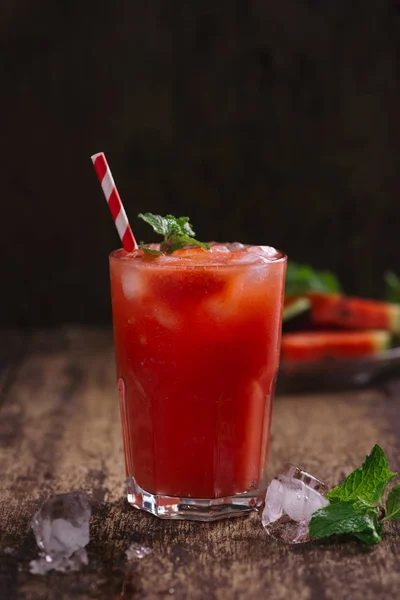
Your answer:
277,347 -> 400,394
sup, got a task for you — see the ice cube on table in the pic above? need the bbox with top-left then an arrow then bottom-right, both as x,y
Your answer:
126,542 -> 152,560
30,490 -> 91,574
262,465 -> 329,544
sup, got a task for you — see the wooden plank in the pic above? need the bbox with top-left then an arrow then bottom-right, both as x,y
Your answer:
0,327 -> 399,599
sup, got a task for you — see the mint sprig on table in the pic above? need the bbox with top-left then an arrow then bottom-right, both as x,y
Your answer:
309,445 -> 400,545
138,213 -> 210,255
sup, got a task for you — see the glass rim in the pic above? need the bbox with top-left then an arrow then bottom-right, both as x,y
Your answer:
109,246 -> 287,270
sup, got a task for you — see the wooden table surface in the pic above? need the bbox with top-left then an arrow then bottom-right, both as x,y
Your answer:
1,328 -> 400,600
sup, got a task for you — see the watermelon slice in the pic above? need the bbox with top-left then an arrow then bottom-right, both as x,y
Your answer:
281,330 -> 391,363
310,294 -> 400,334
283,296 -> 311,322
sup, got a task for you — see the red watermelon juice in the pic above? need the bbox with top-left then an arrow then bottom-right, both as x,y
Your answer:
110,243 -> 286,520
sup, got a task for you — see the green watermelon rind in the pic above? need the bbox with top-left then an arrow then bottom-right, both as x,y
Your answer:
283,297 -> 311,323
372,330 -> 392,351
388,304 -> 400,336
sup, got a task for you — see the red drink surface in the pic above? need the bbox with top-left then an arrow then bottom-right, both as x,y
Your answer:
110,244 -> 286,499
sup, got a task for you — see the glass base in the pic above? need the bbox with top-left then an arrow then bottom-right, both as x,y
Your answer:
126,476 -> 261,521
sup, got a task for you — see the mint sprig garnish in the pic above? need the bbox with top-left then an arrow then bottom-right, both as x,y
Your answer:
138,241 -> 163,256
309,445 -> 400,546
138,213 -> 210,255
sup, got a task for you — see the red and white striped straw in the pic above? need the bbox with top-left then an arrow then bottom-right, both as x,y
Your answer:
91,152 -> 137,252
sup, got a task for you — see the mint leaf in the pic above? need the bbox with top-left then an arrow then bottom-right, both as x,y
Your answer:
138,213 -> 173,236
285,262 -> 341,296
385,271 -> 400,303
326,445 -> 397,505
309,500 -> 382,545
175,216 -> 195,237
139,241 -> 162,256
138,214 -> 194,239
164,235 -> 210,254
384,484 -> 400,521
138,213 -> 209,255
354,513 -> 383,545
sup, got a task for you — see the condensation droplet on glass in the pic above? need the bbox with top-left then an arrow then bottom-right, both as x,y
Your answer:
118,377 -> 126,400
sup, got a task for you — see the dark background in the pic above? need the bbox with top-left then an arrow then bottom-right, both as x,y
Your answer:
2,1 -> 400,327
